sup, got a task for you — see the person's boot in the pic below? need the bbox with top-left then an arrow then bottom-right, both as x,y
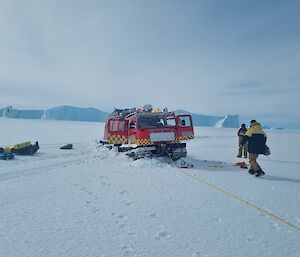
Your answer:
248,169 -> 256,175
255,170 -> 265,177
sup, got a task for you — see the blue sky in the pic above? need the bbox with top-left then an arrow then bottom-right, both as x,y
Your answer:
0,0 -> 299,128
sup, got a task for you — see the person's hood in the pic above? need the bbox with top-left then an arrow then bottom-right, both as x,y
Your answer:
250,122 -> 261,128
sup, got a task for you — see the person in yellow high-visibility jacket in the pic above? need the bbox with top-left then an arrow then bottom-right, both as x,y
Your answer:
240,120 -> 267,177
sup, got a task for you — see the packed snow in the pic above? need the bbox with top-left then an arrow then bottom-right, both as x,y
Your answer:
0,118 -> 299,257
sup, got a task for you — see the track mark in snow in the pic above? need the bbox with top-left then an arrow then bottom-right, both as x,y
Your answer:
264,158 -> 300,165
0,155 -> 91,181
0,143 -> 113,181
0,160 -> 77,181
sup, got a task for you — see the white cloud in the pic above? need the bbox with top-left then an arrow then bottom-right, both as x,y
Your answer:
0,0 -> 299,125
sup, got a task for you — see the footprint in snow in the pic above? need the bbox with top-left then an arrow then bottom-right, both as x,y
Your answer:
213,217 -> 222,223
119,223 -> 128,229
92,207 -> 100,213
118,190 -> 129,195
272,222 -> 283,231
124,201 -> 131,206
156,230 -> 170,240
193,252 -> 209,257
247,236 -> 255,242
114,214 -> 127,224
148,212 -> 158,218
120,245 -> 136,257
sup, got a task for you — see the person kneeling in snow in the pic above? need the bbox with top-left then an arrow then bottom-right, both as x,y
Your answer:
240,120 -> 267,177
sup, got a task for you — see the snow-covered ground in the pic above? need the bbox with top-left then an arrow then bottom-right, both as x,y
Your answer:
0,118 -> 299,257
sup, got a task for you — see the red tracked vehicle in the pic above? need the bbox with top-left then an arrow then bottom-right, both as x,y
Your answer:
101,105 -> 194,161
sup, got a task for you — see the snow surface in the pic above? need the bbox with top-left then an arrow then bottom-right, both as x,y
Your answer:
0,118 -> 299,257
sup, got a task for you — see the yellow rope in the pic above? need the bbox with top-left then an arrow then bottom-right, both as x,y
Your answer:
178,168 -> 300,232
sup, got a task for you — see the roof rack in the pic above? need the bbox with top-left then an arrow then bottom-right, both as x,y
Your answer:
109,107 -> 136,118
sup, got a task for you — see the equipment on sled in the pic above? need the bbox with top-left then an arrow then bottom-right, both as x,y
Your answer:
234,162 -> 249,169
11,141 -> 39,155
100,105 -> 194,166
60,144 -> 73,150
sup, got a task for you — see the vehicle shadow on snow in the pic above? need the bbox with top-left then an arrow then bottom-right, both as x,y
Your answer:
184,157 -> 242,172
259,175 -> 300,184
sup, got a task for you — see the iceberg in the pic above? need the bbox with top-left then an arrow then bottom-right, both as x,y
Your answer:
176,110 -> 239,128
1,105 -> 238,127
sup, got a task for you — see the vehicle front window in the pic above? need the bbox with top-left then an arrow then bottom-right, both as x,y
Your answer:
138,116 -> 175,128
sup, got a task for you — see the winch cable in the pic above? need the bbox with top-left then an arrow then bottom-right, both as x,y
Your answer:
166,153 -> 300,232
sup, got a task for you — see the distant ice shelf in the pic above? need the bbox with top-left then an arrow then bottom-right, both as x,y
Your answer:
1,105 -> 239,128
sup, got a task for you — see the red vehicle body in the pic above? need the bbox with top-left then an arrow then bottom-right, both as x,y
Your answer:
102,106 -> 194,160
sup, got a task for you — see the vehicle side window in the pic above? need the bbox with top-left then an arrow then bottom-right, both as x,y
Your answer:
166,118 -> 176,126
110,120 -> 126,132
110,121 -> 117,131
130,121 -> 136,130
119,121 -> 125,131
179,116 -> 191,127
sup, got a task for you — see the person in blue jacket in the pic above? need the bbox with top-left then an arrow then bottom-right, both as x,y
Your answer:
237,124 -> 248,158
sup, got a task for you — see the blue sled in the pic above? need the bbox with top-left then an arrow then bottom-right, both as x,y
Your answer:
0,152 -> 15,160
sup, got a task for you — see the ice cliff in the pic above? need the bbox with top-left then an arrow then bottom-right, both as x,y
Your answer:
0,106 -> 239,128
0,106 -> 108,122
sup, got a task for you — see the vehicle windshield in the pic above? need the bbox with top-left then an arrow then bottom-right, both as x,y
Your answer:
138,115 -> 176,128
